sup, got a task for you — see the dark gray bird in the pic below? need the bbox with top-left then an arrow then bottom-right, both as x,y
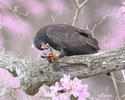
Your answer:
34,24 -> 99,62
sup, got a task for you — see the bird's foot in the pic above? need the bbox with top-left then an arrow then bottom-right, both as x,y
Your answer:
47,54 -> 59,63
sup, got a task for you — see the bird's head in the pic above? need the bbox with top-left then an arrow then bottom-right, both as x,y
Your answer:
34,39 -> 50,50
34,34 -> 49,51
34,28 -> 50,51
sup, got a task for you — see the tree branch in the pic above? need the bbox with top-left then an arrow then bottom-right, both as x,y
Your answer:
0,46 -> 125,95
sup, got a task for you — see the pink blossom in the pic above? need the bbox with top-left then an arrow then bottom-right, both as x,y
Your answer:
77,85 -> 90,100
120,6 -> 125,14
58,93 -> 70,100
0,0 -> 12,9
0,68 -> 20,88
122,2 -> 125,6
70,77 -> 89,99
19,0 -> 47,17
70,77 -> 82,97
49,0 -> 66,14
3,14 -> 32,37
42,74 -> 89,100
50,82 -> 63,100
120,2 -> 125,15
71,77 -> 82,87
50,82 -> 62,94
60,74 -> 71,89
60,74 -> 71,83
52,96 -> 59,100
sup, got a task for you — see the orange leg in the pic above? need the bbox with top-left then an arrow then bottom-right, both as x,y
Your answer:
46,47 -> 59,63
47,54 -> 59,63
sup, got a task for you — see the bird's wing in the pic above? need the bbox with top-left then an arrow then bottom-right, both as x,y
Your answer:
77,28 -> 99,50
46,25 -> 99,53
46,26 -> 82,48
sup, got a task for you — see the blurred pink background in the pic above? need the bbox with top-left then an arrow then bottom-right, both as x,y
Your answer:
0,0 -> 125,100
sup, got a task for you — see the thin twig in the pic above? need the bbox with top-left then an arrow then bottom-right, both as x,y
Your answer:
91,15 -> 110,37
122,70 -> 125,80
72,0 -> 88,26
121,94 -> 125,100
79,0 -> 88,8
51,15 -> 57,24
72,9 -> 81,26
111,73 -> 121,100
73,0 -> 79,9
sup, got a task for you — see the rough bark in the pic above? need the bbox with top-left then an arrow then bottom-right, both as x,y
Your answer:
0,46 -> 125,95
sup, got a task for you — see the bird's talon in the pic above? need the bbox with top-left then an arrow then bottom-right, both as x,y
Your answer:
47,54 -> 59,63
48,54 -> 59,59
48,54 -> 54,57
47,57 -> 55,63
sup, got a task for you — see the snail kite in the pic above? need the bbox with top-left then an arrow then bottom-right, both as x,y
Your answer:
34,24 -> 99,63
